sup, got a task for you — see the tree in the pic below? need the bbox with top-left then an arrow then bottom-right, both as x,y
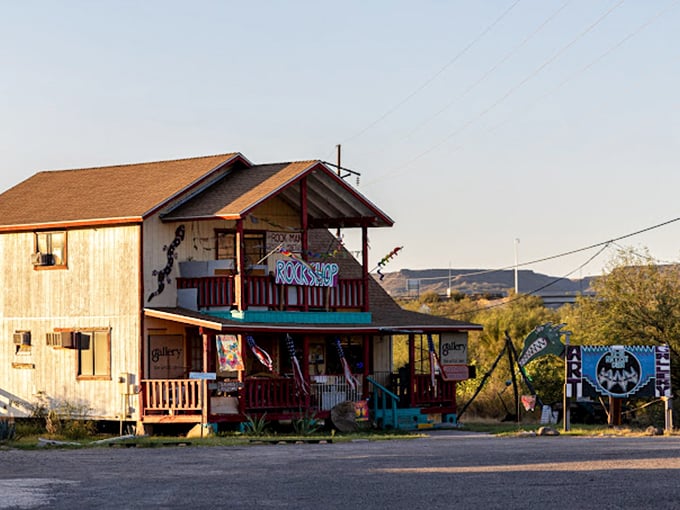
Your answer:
568,247 -> 680,396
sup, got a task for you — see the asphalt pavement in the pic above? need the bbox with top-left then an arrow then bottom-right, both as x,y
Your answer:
1,431 -> 680,509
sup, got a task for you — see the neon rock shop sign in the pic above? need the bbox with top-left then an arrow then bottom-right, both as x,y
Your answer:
275,259 -> 339,287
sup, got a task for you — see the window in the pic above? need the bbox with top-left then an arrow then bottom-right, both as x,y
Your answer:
77,330 -> 110,378
216,231 -> 265,269
33,231 -> 67,268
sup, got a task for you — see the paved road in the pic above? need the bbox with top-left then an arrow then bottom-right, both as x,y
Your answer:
1,431 -> 680,509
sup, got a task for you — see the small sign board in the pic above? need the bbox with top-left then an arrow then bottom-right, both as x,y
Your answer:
440,333 -> 468,365
189,371 -> 217,380
440,364 -> 470,381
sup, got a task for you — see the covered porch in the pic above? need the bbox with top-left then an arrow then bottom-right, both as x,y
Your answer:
139,307 -> 471,429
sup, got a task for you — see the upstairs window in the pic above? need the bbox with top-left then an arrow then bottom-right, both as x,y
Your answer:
33,231 -> 67,268
216,231 -> 265,271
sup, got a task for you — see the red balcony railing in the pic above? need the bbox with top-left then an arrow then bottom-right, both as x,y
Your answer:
244,377 -> 306,410
412,374 -> 457,407
177,275 -> 364,310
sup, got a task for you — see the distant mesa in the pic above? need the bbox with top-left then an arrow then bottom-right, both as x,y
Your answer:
377,268 -> 595,307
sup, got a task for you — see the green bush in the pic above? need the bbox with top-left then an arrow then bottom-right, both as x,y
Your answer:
243,413 -> 269,436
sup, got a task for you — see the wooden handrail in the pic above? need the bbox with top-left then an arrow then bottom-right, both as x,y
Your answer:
366,376 -> 400,430
142,379 -> 203,412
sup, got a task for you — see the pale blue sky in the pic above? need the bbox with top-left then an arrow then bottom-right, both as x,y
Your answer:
1,1 -> 678,278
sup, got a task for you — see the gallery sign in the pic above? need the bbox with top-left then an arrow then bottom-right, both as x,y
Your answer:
566,344 -> 671,399
274,259 -> 339,287
440,333 -> 468,365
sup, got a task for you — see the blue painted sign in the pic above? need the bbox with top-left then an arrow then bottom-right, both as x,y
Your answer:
566,345 -> 671,399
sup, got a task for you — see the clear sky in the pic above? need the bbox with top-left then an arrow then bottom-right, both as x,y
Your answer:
1,1 -> 678,278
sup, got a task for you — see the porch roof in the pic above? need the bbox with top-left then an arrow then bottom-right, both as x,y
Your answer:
144,306 -> 481,334
160,160 -> 393,229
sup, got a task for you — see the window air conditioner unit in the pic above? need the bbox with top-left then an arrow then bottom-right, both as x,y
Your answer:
46,332 -> 75,348
13,331 -> 31,346
31,253 -> 55,266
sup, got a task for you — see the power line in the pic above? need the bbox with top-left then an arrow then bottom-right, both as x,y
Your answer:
363,0 -> 626,188
486,0 -> 680,136
365,0 -> 572,160
388,215 -> 680,284
342,0 -> 522,145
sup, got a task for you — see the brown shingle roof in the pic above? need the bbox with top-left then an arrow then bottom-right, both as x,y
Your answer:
162,160 -> 394,228
163,161 -> 316,220
0,153 -> 245,230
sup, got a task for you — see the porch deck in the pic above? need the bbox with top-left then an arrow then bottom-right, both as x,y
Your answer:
140,374 -> 454,424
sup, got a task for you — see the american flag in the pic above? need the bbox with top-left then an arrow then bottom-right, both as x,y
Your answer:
246,335 -> 273,372
427,334 -> 440,393
286,334 -> 308,395
335,337 -> 358,391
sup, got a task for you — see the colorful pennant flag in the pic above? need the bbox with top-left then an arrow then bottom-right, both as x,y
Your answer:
246,335 -> 273,372
518,323 -> 566,367
216,334 -> 244,372
334,337 -> 358,391
375,246 -> 403,280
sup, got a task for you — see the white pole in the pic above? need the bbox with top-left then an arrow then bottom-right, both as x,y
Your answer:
447,261 -> 451,299
514,238 -> 520,294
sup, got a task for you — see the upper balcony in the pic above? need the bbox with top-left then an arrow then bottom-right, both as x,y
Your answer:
177,274 -> 365,311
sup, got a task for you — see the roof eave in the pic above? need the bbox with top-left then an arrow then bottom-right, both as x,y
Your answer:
0,216 -> 143,233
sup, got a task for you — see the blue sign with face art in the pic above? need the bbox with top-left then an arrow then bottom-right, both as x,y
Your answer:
566,345 -> 671,399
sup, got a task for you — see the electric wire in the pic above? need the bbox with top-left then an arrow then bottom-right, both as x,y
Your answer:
362,0 -> 626,188
361,0 -> 572,161
486,0 -> 680,136
383,215 -> 680,286
341,0 -> 522,145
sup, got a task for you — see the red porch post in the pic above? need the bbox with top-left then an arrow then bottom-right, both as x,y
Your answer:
362,334 -> 370,399
302,334 -> 311,408
235,219 -> 245,311
361,225 -> 369,311
300,177 -> 309,312
200,328 -> 210,424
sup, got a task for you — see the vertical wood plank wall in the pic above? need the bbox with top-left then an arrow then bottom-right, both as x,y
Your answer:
0,225 -> 141,419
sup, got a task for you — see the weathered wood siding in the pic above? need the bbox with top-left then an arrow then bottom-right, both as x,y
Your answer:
0,225 -> 141,419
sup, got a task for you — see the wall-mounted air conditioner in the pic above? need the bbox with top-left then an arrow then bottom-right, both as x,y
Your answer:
31,253 -> 54,266
46,332 -> 76,348
13,331 -> 31,346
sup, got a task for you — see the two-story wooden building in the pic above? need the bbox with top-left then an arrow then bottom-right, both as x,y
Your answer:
0,153 -> 480,433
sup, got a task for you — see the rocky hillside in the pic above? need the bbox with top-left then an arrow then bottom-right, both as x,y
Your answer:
377,268 -> 595,300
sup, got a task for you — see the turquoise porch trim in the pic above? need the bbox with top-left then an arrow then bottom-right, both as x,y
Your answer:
207,310 -> 372,324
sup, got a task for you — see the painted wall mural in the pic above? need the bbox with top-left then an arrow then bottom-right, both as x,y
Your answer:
566,344 -> 671,399
148,224 -> 185,302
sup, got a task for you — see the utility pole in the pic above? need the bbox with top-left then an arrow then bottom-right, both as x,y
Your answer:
336,144 -> 341,239
447,262 -> 452,299
514,238 -> 520,294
